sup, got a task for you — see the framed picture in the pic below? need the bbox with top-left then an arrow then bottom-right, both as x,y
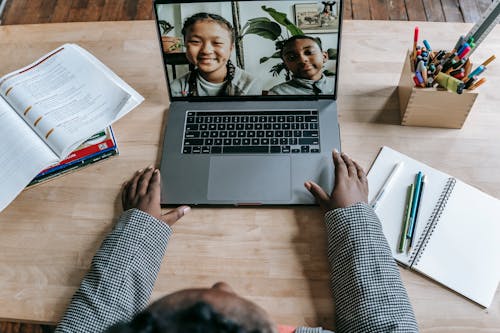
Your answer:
294,2 -> 339,33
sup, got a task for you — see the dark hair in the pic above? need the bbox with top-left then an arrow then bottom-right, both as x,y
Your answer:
106,301 -> 267,333
279,35 -> 323,58
181,12 -> 234,43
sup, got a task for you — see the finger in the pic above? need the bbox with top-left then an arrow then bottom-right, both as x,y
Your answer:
137,166 -> 155,196
352,160 -> 367,183
121,180 -> 129,209
127,169 -> 143,203
161,205 -> 191,226
305,181 -> 330,207
147,169 -> 162,200
332,150 -> 347,178
341,152 -> 357,178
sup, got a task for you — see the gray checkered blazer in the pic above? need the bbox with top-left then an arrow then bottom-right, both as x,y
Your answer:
55,203 -> 418,332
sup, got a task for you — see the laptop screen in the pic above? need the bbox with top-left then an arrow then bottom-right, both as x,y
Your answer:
154,0 -> 342,101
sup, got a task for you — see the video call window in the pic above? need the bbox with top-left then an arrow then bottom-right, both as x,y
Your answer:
155,0 -> 340,98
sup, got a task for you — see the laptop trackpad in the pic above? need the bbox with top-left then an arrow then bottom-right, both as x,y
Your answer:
208,156 -> 291,202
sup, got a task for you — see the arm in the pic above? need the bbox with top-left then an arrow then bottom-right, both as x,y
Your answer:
305,150 -> 418,333
55,167 -> 190,333
325,203 -> 418,332
55,209 -> 172,333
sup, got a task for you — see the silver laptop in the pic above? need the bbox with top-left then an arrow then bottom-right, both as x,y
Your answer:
154,0 -> 342,205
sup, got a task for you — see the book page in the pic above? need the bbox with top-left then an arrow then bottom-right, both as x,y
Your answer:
0,97 -> 58,212
413,180 -> 500,307
367,146 -> 450,266
0,44 -> 142,158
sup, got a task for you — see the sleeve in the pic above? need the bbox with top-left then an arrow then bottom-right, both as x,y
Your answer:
54,209 -> 173,333
324,202 -> 418,333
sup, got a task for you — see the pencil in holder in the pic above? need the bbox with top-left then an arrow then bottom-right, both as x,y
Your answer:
398,50 -> 478,129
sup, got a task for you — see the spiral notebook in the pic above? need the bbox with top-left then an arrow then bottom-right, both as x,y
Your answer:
367,146 -> 500,308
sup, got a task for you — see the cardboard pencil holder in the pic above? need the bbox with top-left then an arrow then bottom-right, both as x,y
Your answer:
397,51 -> 478,129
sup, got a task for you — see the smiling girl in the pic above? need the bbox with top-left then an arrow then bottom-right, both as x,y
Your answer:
170,12 -> 261,97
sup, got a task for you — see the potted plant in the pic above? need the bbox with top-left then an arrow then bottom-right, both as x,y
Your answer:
158,20 -> 182,53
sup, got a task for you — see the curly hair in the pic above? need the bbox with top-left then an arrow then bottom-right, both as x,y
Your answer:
106,301 -> 268,333
279,35 -> 323,58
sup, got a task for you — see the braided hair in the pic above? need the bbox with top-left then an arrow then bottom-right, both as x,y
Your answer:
182,13 -> 237,97
106,301 -> 269,333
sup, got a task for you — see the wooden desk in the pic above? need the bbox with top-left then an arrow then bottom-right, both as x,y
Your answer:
0,20 -> 499,331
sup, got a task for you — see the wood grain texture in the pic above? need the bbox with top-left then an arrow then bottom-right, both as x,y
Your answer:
0,20 -> 500,332
441,0 -> 464,22
404,0 -> 428,21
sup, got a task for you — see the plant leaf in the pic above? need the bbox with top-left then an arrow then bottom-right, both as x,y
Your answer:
243,21 -> 281,40
261,6 -> 304,36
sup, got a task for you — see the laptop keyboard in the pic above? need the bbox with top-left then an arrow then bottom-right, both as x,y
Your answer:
182,110 -> 320,154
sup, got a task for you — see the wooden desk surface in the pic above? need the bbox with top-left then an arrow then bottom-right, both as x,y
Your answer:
0,20 -> 499,331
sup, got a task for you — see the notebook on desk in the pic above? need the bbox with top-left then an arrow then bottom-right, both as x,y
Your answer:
153,0 -> 343,205
367,146 -> 500,308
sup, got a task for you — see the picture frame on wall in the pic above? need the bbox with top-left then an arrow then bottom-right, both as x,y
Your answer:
294,1 -> 339,33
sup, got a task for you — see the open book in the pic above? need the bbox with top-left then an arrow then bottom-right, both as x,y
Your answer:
0,44 -> 144,212
367,146 -> 500,307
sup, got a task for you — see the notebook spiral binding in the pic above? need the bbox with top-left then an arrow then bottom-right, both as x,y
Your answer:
409,177 -> 456,267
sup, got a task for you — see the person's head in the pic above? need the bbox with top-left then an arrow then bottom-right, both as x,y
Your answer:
106,282 -> 277,333
280,35 -> 328,81
181,12 -> 235,82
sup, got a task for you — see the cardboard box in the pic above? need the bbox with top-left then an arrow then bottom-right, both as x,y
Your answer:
397,51 -> 478,129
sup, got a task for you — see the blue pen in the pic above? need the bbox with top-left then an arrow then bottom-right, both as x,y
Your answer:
468,65 -> 485,79
406,172 -> 423,239
423,39 -> 432,52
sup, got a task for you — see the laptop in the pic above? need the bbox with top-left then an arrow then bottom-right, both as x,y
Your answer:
154,0 -> 342,205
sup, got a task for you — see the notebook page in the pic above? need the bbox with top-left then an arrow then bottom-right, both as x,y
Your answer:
367,146 -> 449,265
413,180 -> 500,307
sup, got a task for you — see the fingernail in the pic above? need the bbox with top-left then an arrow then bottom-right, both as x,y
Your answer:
182,206 -> 191,215
147,165 -> 154,170
137,169 -> 143,174
333,149 -> 339,153
154,169 -> 160,174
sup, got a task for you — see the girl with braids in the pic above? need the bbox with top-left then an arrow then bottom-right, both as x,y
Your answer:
170,12 -> 261,97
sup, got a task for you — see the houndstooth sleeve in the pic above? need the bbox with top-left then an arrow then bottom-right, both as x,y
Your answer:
324,202 -> 418,332
55,209 -> 172,333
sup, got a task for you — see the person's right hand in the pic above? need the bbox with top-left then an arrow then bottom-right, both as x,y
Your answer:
122,166 -> 190,227
305,150 -> 369,212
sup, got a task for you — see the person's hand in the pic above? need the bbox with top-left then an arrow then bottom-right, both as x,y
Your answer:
122,166 -> 190,226
305,150 -> 368,212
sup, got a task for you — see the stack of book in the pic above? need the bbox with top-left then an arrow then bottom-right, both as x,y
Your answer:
29,127 -> 118,186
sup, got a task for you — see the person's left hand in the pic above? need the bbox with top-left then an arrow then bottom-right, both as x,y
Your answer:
122,166 -> 190,227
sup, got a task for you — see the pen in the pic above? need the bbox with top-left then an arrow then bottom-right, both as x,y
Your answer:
398,184 -> 414,253
408,174 -> 426,252
480,55 -> 496,67
468,77 -> 486,90
371,161 -> 404,210
406,172 -> 423,240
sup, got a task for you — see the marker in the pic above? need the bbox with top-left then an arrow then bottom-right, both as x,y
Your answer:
468,65 -> 486,79
413,26 -> 419,61
398,184 -> 414,253
423,39 -> 432,52
408,174 -> 427,252
406,172 -> 423,240
371,162 -> 404,210
457,46 -> 471,59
